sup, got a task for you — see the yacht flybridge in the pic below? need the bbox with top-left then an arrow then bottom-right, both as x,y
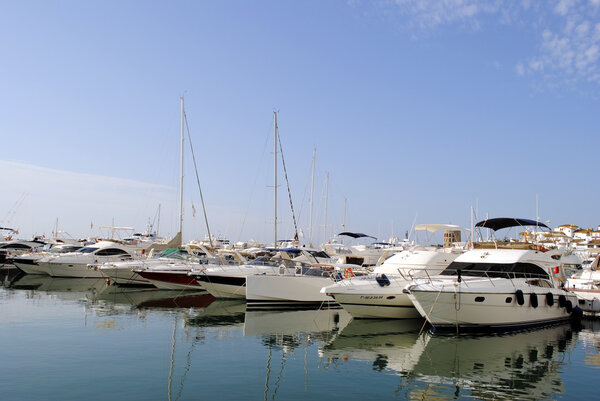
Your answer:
405,218 -> 581,332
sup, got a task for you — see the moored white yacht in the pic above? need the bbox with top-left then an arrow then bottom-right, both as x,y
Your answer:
321,224 -> 465,319
39,240 -> 138,278
566,253 -> 600,314
12,243 -> 83,275
406,218 -> 581,333
191,251 -> 285,299
0,239 -> 47,268
136,248 -> 247,291
245,260 -> 367,309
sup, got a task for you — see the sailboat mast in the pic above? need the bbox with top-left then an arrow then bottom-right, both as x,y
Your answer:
343,198 -> 347,232
309,148 -> 316,247
274,111 -> 278,248
324,172 -> 329,244
179,97 -> 185,235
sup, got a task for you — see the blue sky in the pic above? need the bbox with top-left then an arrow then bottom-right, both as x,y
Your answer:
1,1 -> 599,244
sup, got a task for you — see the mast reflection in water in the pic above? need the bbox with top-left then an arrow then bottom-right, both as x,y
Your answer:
0,276 -> 599,400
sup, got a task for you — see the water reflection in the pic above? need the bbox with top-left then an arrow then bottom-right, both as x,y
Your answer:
2,275 -> 600,400
186,299 -> 247,327
244,309 -> 352,348
322,319 -> 427,373
323,319 -> 581,400
580,319 -> 600,369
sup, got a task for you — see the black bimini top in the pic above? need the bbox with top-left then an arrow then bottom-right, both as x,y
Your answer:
475,218 -> 549,231
337,232 -> 376,240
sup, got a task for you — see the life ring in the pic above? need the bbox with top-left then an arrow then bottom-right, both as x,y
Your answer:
344,267 -> 354,279
536,245 -> 547,252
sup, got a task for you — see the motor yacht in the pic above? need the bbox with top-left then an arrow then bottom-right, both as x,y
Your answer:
324,232 -> 406,267
100,245 -> 205,287
11,243 -> 83,275
0,239 -> 47,268
191,250 -> 285,299
321,224 -> 465,319
136,248 -> 248,290
405,218 -> 581,332
38,240 -> 138,278
566,253 -> 600,314
245,263 -> 363,309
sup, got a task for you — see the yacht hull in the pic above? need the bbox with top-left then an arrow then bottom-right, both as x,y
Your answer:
13,260 -> 48,275
41,262 -> 106,278
324,276 -> 419,319
407,282 -> 579,332
246,275 -> 338,309
138,271 -> 202,290
194,275 -> 247,299
99,267 -> 151,286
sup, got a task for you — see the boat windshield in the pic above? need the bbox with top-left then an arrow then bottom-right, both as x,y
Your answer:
77,247 -> 98,253
50,246 -> 82,253
309,250 -> 330,259
440,261 -> 550,280
248,256 -> 279,266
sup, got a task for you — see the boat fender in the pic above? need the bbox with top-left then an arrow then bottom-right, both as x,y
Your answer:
515,289 -> 525,305
565,300 -> 573,313
530,293 -> 538,308
571,306 -> 583,319
376,274 -> 391,287
558,294 -> 566,308
457,269 -> 462,283
545,292 -> 554,307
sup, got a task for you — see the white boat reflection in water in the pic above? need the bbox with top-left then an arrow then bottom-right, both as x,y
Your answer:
322,321 -> 579,400
8,275 -> 106,301
244,308 -> 352,341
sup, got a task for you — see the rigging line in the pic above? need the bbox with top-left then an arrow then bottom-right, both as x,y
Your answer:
174,334 -> 198,401
277,133 -> 299,242
238,128 -> 271,242
168,314 -> 179,401
183,111 -> 214,249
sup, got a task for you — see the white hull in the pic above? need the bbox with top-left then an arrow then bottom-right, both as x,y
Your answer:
100,266 -> 151,285
13,261 -> 49,275
323,275 -> 419,318
144,277 -> 201,290
246,275 -> 337,308
199,279 -> 246,299
407,279 -> 579,331
329,292 -> 420,319
41,262 -> 106,278
195,264 -> 280,299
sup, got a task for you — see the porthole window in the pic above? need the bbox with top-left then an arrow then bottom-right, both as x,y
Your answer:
505,297 -> 512,303
475,296 -> 485,302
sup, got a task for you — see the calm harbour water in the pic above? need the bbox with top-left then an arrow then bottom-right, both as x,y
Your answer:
1,271 -> 599,401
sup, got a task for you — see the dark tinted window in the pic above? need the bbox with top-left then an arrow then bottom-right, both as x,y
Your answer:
5,244 -> 32,250
96,248 -> 130,256
440,261 -> 549,279
310,251 -> 330,259
77,247 -> 98,253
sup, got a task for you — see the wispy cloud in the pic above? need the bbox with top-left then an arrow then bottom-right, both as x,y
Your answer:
0,160 -> 177,239
370,0 -> 600,88
521,1 -> 600,87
